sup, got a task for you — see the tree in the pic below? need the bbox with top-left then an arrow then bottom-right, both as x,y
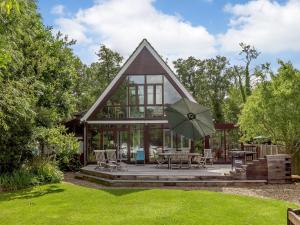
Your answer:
174,56 -> 231,122
77,45 -> 123,111
173,57 -> 199,98
239,61 -> 300,174
238,43 -> 260,99
0,1 -> 82,172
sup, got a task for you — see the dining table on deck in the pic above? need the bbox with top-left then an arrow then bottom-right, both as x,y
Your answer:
158,151 -> 201,169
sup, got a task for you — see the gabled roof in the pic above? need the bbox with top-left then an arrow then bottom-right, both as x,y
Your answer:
81,39 -> 196,122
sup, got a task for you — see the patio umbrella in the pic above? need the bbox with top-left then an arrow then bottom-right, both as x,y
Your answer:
165,98 -> 215,140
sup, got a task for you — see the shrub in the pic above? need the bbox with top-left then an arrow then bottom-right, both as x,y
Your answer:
57,153 -> 82,172
0,158 -> 63,191
29,157 -> 63,183
0,169 -> 38,191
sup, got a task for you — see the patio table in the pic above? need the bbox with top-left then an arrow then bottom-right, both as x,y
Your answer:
158,152 -> 201,169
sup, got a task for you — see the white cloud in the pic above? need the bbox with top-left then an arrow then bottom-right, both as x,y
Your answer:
54,0 -> 216,64
218,0 -> 300,53
51,4 -> 65,16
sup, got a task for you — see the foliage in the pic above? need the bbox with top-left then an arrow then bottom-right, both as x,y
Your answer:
32,126 -> 79,155
223,86 -> 244,124
0,0 -> 20,15
57,153 -> 82,172
237,43 -> 260,101
174,56 -> 231,122
77,45 -> 123,111
239,61 -> 300,173
29,157 -> 63,183
0,169 -> 37,191
0,183 -> 296,225
0,158 -> 62,191
0,1 -> 83,172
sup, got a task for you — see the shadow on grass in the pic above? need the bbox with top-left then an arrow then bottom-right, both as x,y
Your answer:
0,184 -> 65,202
102,188 -> 147,196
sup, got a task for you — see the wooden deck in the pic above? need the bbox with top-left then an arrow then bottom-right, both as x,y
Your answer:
76,164 -> 267,187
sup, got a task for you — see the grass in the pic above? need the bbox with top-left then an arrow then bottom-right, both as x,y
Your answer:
0,183 -> 297,225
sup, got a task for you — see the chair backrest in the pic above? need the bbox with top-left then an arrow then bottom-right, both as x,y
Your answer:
94,150 -> 106,162
106,149 -> 117,161
204,149 -> 212,158
136,148 -> 145,161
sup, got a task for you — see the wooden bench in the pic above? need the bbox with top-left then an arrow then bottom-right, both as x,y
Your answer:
287,208 -> 300,225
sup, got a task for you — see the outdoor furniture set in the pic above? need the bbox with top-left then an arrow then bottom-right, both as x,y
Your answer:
154,149 -> 213,170
94,149 -> 123,171
94,149 -> 213,171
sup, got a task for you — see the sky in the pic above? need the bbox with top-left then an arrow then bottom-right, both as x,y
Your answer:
37,0 -> 300,70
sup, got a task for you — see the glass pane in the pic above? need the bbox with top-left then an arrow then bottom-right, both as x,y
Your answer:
147,85 -> 154,104
146,75 -> 163,84
118,130 -> 128,161
164,78 -> 182,104
138,86 -> 144,105
128,106 -> 144,118
130,125 -> 144,162
146,106 -> 163,118
180,135 -> 190,152
129,86 -> 136,105
129,75 -> 144,84
87,128 -> 99,161
103,130 -> 115,149
149,125 -> 163,162
156,85 -> 162,104
106,79 -> 128,105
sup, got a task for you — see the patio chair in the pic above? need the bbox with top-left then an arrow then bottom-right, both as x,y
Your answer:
204,149 -> 214,165
135,148 -> 145,165
193,154 -> 207,168
153,148 -> 168,168
106,149 -> 121,171
94,150 -> 106,170
171,152 -> 190,169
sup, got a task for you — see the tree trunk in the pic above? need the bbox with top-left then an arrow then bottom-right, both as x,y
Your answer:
245,64 -> 252,97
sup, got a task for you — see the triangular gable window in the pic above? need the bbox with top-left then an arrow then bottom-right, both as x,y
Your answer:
90,74 -> 182,120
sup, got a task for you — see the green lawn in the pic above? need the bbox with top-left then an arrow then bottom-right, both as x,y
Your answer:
0,183 -> 297,225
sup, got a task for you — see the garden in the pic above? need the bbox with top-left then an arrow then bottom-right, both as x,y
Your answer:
0,1 -> 300,225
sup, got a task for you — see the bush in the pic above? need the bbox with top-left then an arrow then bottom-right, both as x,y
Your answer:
57,153 -> 82,172
0,158 -> 63,191
0,169 -> 38,191
30,157 -> 63,183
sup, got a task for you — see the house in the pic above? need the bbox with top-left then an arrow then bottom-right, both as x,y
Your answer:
81,39 -> 197,165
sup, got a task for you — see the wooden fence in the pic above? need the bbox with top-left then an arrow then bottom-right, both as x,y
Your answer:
243,144 -> 286,158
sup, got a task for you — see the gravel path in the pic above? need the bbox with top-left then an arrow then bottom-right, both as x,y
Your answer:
64,172 -> 300,204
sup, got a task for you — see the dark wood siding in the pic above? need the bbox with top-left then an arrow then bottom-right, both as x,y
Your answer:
124,47 -> 167,75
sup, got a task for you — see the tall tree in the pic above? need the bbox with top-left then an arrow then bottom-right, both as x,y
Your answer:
174,56 -> 231,122
77,45 -> 123,111
0,1 -> 81,172
238,42 -> 260,99
239,61 -> 300,174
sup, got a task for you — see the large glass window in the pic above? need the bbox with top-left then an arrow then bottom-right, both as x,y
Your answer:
129,75 -> 144,84
149,125 -> 163,162
164,79 -> 181,104
130,125 -> 144,162
92,74 -> 184,120
156,85 -> 162,104
146,106 -> 163,118
147,75 -> 163,84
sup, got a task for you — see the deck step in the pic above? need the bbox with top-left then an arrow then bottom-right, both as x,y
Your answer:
76,172 -> 267,187
80,168 -> 234,181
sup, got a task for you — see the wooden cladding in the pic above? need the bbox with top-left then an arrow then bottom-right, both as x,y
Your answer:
124,47 -> 167,75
